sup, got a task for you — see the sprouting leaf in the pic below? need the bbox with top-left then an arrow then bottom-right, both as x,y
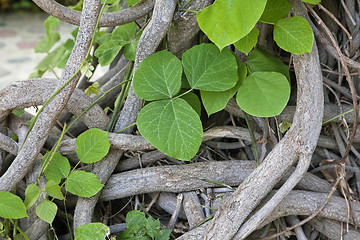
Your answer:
197,0 -> 267,50
273,16 -> 314,54
65,171 -> 104,198
246,48 -> 290,80
24,184 -> 41,210
182,44 -> 238,91
137,99 -> 203,161
85,81 -> 99,96
259,0 -> 292,24
236,71 -> 290,117
75,223 -> 110,240
279,122 -> 292,133
0,192 -> 27,219
42,152 -> 70,184
36,200 -> 57,224
133,50 -> 182,100
76,128 -> 110,164
201,61 -> 247,116
45,180 -> 64,200
234,27 -> 259,55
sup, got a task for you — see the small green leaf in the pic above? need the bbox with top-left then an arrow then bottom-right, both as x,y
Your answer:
36,200 -> 57,224
246,48 -> 290,80
127,0 -> 140,6
234,27 -> 259,55
180,92 -> 201,116
24,184 -> 41,209
43,16 -> 60,35
301,0 -> 320,4
236,72 -> 290,117
76,128 -> 110,164
65,171 -> 104,198
75,223 -> 110,240
0,192 -> 27,219
197,0 -> 267,50
11,109 -> 25,117
42,152 -> 70,184
111,22 -> 137,45
34,32 -> 60,53
45,180 -> 64,200
94,41 -> 122,67
182,44 -> 238,91
259,0 -> 292,24
124,30 -> 142,61
274,16 -> 314,54
201,61 -> 247,116
133,50 -> 182,100
137,99 -> 203,161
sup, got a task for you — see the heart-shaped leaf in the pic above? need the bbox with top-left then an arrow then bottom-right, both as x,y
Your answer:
236,72 -> 290,117
133,50 -> 182,100
274,16 -> 313,54
259,0 -> 292,24
75,223 -> 110,240
137,99 -> 202,160
65,171 -> 104,198
234,27 -> 259,55
24,184 -> 41,209
182,44 -> 238,91
197,0 -> 267,50
36,200 -> 57,224
0,192 -> 28,219
43,152 -> 70,184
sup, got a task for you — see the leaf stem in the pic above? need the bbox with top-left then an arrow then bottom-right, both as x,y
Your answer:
244,112 -> 259,166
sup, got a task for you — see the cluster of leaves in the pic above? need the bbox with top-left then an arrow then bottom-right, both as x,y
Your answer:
0,129 -> 110,239
118,210 -> 171,240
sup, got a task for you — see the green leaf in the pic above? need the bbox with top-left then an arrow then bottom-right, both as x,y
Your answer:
0,192 -> 27,219
234,27 -> 259,55
201,61 -> 247,116
94,41 -> 122,67
42,152 -> 70,184
180,92 -> 201,116
11,109 -> 25,117
111,22 -> 137,45
133,50 -> 182,100
35,46 -> 67,71
301,0 -> 320,4
279,121 -> 292,133
65,171 -> 104,198
36,200 -> 57,224
273,16 -> 314,54
127,0 -> 140,6
76,128 -> 110,164
182,44 -> 238,91
45,180 -> 64,200
44,16 -> 60,35
155,229 -> 172,240
75,223 -> 110,240
236,72 -> 290,117
197,0 -> 267,50
124,30 -> 142,61
246,48 -> 290,80
259,0 -> 292,24
137,99 -> 203,161
24,184 -> 41,209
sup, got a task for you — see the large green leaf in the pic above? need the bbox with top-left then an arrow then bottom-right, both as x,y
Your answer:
259,0 -> 292,24
76,128 -> 110,164
75,223 -> 110,240
43,152 -> 70,184
0,192 -> 27,219
246,48 -> 290,80
65,171 -> 104,198
36,200 -> 57,224
273,16 -> 313,54
182,44 -> 238,91
133,50 -> 182,100
45,180 -> 64,200
201,62 -> 247,116
236,72 -> 290,117
197,0 -> 267,50
137,99 -> 203,160
234,27 -> 259,55
24,184 -> 41,209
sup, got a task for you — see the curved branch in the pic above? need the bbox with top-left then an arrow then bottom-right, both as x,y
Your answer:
73,0 -> 177,229
32,0 -> 154,27
202,1 -> 324,238
0,0 -> 101,192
